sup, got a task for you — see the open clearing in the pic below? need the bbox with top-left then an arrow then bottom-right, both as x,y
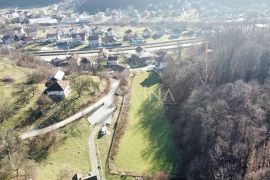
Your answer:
114,72 -> 181,175
36,118 -> 92,180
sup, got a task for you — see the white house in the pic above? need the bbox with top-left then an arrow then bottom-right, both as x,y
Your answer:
80,25 -> 90,34
92,27 -> 104,35
71,32 -> 86,43
69,28 -> 77,35
11,11 -> 20,19
0,16 -> 5,25
130,34 -> 145,45
14,27 -> 25,34
111,11 -> 119,23
46,33 -> 59,42
107,27 -> 115,37
98,48 -> 110,60
88,35 -> 100,48
45,80 -> 70,97
134,46 -> 147,58
143,28 -> 152,38
133,46 -> 157,64
123,29 -> 134,41
95,12 -> 105,23
107,56 -> 118,66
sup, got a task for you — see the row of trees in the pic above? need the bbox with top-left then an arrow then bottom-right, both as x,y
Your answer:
162,28 -> 270,179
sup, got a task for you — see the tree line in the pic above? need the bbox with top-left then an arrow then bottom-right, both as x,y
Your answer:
162,27 -> 270,179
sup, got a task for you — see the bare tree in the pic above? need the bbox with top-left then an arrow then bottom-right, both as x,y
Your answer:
163,28 -> 270,179
71,77 -> 99,98
0,130 -> 35,180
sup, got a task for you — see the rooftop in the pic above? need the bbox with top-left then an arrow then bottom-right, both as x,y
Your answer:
135,46 -> 145,53
46,80 -> 69,92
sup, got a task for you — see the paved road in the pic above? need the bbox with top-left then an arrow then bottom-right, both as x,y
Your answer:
87,79 -> 120,179
87,79 -> 119,125
20,79 -> 119,140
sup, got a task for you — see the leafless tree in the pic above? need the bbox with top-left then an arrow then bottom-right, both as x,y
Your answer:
0,130 -> 36,180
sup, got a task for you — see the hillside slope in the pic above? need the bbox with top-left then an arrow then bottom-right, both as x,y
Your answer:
77,0 -> 269,12
0,0 -> 62,8
162,29 -> 270,179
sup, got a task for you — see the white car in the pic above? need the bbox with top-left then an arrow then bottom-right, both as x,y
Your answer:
100,125 -> 107,135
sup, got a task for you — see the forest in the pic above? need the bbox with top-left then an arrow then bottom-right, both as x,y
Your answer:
162,27 -> 270,179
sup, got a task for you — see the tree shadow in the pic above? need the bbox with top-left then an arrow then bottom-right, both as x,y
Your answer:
140,72 -> 161,87
27,130 -> 66,162
16,109 -> 43,129
133,88 -> 183,176
37,97 -> 79,128
97,132 -> 104,139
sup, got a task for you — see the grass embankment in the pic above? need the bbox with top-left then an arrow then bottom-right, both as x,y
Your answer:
0,57 -> 43,130
114,72 -> 181,175
36,118 -> 92,179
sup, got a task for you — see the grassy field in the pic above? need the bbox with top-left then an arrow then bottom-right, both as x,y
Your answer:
36,118 -> 92,180
24,42 -> 53,51
0,57 -> 31,98
114,72 -> 181,175
0,57 -> 44,130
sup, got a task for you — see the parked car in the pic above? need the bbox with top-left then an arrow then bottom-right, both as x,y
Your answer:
100,125 -> 107,135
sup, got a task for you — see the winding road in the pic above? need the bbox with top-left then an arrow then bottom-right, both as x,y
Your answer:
20,79 -> 119,140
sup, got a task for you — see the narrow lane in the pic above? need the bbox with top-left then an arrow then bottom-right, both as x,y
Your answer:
87,79 -> 119,179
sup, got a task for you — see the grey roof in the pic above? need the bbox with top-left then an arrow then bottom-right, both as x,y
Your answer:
45,81 -> 69,92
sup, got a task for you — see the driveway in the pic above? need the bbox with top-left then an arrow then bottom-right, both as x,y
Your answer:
88,125 -> 102,178
87,79 -> 120,179
87,79 -> 119,125
20,79 -> 119,140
